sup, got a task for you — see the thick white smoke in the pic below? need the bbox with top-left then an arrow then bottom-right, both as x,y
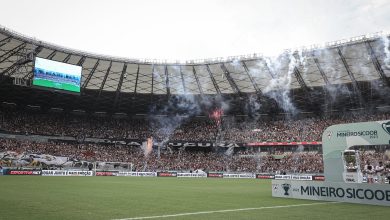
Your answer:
262,52 -> 297,115
247,94 -> 262,118
296,49 -> 309,84
318,49 -> 352,103
140,137 -> 153,158
148,66 -> 204,150
381,35 -> 390,69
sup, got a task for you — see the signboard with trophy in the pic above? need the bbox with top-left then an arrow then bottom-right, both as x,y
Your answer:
272,120 -> 390,206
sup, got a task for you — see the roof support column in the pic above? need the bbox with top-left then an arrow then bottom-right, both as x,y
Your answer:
241,61 -> 261,94
192,66 -> 204,95
0,43 -> 26,64
133,64 -> 140,94
114,63 -> 128,109
293,67 -> 309,91
82,59 -> 100,89
164,65 -> 171,97
0,36 -> 12,48
46,50 -> 57,60
365,41 -> 390,87
77,56 -> 86,66
312,54 -> 330,85
1,46 -> 42,78
179,66 -> 187,94
205,65 -> 221,94
98,61 -> 113,97
220,63 -> 241,94
337,47 -> 364,105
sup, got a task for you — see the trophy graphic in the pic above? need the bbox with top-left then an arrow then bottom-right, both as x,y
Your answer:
281,183 -> 291,196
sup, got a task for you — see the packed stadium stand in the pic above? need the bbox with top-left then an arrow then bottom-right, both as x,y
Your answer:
1,110 -> 389,174
0,26 -> 390,175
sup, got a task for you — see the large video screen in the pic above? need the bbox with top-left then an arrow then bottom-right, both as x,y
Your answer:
33,57 -> 82,93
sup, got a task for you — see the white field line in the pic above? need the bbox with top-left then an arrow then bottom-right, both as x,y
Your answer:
112,201 -> 340,220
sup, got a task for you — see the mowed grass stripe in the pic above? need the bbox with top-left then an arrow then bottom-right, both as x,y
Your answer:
0,177 -> 389,220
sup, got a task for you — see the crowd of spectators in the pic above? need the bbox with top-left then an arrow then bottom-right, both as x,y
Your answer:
1,110 -> 389,143
1,138 -> 388,174
359,150 -> 390,171
0,138 -> 326,173
0,110 -> 389,174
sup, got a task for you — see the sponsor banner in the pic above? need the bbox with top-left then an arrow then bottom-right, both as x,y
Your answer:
362,176 -> 382,183
116,172 -> 156,177
67,171 -> 93,176
312,175 -> 325,181
207,173 -> 223,178
96,171 -> 119,176
101,139 -> 142,146
177,173 -> 207,178
274,175 -> 313,181
42,170 -> 68,176
52,138 -> 244,148
41,170 -> 93,176
247,141 -> 321,146
157,172 -> 177,177
272,180 -> 390,206
274,175 -> 292,180
6,170 -> 41,175
223,173 -> 255,179
167,142 -> 243,148
256,174 -> 275,179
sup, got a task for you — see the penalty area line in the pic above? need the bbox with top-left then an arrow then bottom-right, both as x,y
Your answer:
112,201 -> 340,220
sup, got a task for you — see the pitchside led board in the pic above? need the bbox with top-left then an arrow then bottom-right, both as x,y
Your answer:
33,57 -> 82,93
272,120 -> 390,206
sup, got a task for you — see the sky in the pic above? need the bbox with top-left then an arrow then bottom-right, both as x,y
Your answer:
1,0 -> 390,61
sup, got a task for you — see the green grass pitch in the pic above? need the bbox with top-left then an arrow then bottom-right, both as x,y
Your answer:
33,78 -> 80,93
0,177 -> 389,220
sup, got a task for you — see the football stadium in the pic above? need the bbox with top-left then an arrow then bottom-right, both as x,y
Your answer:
0,1 -> 390,219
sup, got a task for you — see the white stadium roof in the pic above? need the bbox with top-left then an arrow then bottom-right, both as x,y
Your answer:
0,25 -> 389,96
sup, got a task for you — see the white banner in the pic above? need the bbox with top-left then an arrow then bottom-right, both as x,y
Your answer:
177,173 -> 207,178
223,173 -> 255,179
116,172 -> 156,177
41,170 -> 93,176
274,175 -> 313,181
67,171 -> 93,176
42,170 -> 68,176
272,180 -> 390,206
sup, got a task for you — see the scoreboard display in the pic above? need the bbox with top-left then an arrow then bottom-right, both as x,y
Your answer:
33,57 -> 82,93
